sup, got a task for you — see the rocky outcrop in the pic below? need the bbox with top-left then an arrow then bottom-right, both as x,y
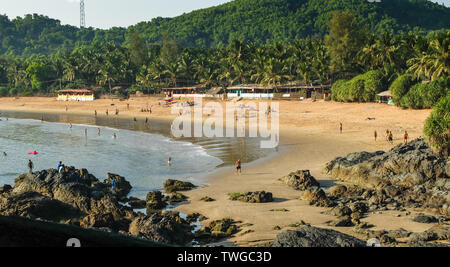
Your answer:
0,191 -> 82,222
145,191 -> 167,213
128,212 -> 193,245
324,138 -> 450,217
300,187 -> 334,207
104,173 -> 132,200
271,226 -> 366,247
280,170 -> 333,207
229,191 -> 273,203
164,179 -> 195,193
195,218 -> 240,241
280,170 -> 320,190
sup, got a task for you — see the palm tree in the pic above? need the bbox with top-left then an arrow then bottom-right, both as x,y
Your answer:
260,58 -> 290,91
407,31 -> 449,81
163,62 -> 180,87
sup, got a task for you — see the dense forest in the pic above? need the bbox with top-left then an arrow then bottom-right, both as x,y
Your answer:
0,0 -> 449,56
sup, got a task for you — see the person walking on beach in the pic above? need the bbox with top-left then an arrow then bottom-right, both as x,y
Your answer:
404,131 -> 409,144
339,122 -> 343,134
106,109 -> 109,116
235,159 -> 242,175
374,130 -> 377,141
94,110 -> 97,117
127,103 -> 130,110
28,160 -> 34,174
388,131 -> 393,144
133,117 -> 137,122
115,108 -> 119,116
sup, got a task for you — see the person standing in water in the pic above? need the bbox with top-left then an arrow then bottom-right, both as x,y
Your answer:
168,157 -> 172,166
2,152 -> 7,157
28,160 -> 34,174
84,128 -> 87,137
113,133 -> 117,139
69,123 -> 72,129
235,159 -> 242,175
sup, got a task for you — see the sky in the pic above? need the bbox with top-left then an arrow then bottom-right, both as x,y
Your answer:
0,0 -> 448,29
0,0 -> 233,29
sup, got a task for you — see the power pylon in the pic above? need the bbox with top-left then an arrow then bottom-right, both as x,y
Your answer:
80,0 -> 86,28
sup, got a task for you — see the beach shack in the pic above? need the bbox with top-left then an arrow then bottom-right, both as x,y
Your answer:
162,85 -> 206,99
377,90 -> 394,105
227,84 -> 274,99
56,89 -> 94,101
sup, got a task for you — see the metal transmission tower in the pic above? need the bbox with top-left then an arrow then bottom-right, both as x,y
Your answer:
80,0 -> 86,28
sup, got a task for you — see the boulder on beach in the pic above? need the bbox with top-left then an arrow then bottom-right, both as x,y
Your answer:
145,191 -> 167,212
128,212 -> 193,245
271,226 -> 366,247
280,170 -> 320,191
300,187 -> 334,207
163,179 -> 196,193
228,191 -> 273,203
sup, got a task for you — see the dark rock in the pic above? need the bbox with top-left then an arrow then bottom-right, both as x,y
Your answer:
301,187 -> 334,207
280,170 -> 320,191
196,218 -> 239,240
104,173 -> 132,200
145,191 -> 167,212
330,205 -> 352,217
327,185 -> 347,197
80,212 -> 115,229
200,196 -> 214,202
128,212 -> 193,245
167,192 -> 188,204
329,216 -> 354,227
412,214 -> 438,224
228,191 -> 273,203
0,191 -> 83,222
271,226 -> 366,247
127,197 -> 146,209
164,179 -> 195,193
0,184 -> 12,194
408,231 -> 439,243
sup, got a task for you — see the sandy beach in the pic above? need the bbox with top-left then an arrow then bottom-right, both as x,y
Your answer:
0,96 -> 434,246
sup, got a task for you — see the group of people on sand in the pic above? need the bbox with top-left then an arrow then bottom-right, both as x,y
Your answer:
340,122 -> 409,145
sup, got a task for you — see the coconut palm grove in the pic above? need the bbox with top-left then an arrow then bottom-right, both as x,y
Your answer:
0,0 -> 448,151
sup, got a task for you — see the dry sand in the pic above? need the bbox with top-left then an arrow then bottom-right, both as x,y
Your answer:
0,97 -> 435,246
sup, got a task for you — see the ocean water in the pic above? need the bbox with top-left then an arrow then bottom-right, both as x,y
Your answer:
0,112 -> 275,200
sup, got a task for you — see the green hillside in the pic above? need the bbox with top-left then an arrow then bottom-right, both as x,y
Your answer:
0,0 -> 449,55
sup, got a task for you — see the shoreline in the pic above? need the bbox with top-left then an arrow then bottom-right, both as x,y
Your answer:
0,97 -> 437,246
